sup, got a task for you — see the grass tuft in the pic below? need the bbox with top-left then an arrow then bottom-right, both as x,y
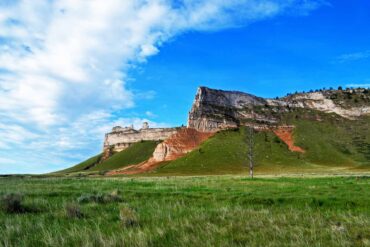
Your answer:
119,206 -> 138,227
77,190 -> 122,204
65,203 -> 84,219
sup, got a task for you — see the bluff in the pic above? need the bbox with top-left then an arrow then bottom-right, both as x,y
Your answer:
59,85 -> 370,175
102,122 -> 180,160
188,86 -> 370,132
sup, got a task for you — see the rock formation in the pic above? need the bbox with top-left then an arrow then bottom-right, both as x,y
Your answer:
188,86 -> 370,132
103,86 -> 369,175
107,128 -> 214,175
103,122 -> 180,153
272,126 -> 305,153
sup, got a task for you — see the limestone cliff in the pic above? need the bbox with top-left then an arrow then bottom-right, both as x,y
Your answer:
187,87 -> 272,132
107,128 -> 213,175
103,123 -> 179,153
188,86 -> 370,132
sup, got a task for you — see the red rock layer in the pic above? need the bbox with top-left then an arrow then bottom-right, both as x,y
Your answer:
107,128 -> 214,175
272,127 -> 305,153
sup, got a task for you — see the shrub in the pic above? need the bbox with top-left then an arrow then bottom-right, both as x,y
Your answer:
65,203 -> 84,218
104,190 -> 122,203
1,193 -> 26,213
77,190 -> 122,204
98,170 -> 107,176
119,206 -> 138,227
77,194 -> 96,204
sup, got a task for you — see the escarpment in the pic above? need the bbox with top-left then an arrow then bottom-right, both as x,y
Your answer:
62,86 -> 370,175
188,86 -> 370,132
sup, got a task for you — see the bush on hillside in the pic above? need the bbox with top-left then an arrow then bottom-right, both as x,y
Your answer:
119,206 -> 138,227
65,203 -> 84,219
77,190 -> 122,204
1,193 -> 27,213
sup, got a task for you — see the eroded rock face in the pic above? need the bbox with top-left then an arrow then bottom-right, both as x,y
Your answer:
272,126 -> 305,153
269,91 -> 370,119
188,87 -> 273,132
152,128 -> 214,162
188,87 -> 370,132
107,128 -> 214,175
102,124 -> 179,158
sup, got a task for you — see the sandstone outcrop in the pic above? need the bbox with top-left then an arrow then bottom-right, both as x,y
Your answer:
103,122 -> 179,153
188,87 -> 370,132
272,126 -> 305,153
104,86 -> 369,175
107,128 -> 213,175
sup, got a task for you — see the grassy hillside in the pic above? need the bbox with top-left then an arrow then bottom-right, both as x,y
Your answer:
56,141 -> 158,174
89,141 -> 158,172
154,114 -> 370,175
57,111 -> 369,176
154,128 -> 310,175
283,111 -> 370,166
55,154 -> 103,174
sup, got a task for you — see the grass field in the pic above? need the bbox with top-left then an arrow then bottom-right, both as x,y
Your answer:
0,175 -> 369,246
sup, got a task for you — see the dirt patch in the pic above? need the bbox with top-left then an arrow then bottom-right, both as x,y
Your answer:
273,126 -> 305,153
107,128 -> 214,175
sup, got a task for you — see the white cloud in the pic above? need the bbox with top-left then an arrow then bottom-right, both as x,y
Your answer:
346,83 -> 370,89
145,111 -> 157,118
0,0 -> 324,174
337,50 -> 370,63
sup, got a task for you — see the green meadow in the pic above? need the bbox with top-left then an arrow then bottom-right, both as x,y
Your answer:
0,176 -> 369,246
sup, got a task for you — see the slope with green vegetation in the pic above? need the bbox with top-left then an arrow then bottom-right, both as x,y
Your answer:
57,141 -> 158,174
154,112 -> 370,176
56,154 -> 103,174
57,110 -> 369,176
0,176 -> 369,246
89,141 -> 159,172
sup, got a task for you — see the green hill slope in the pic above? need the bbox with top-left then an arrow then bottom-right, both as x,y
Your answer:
89,140 -> 158,172
56,141 -> 158,174
153,114 -> 370,175
56,112 -> 369,176
55,154 -> 103,174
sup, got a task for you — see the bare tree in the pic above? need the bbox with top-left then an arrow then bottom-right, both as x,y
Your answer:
247,127 -> 254,178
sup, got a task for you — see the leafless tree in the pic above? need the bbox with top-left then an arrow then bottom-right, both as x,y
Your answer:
247,126 -> 254,178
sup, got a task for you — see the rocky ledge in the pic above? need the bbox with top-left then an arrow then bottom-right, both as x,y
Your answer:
188,86 -> 370,132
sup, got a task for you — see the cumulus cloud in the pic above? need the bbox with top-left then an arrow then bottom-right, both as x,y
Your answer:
0,0 -> 324,174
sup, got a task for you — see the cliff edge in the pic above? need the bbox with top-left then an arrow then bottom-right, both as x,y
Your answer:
188,86 -> 370,132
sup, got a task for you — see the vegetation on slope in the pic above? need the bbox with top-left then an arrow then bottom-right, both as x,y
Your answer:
0,176 -> 369,246
154,128 -> 309,175
89,141 -> 159,172
57,109 -> 369,176
154,112 -> 370,175
55,154 -> 103,174
281,111 -> 370,166
56,141 -> 158,174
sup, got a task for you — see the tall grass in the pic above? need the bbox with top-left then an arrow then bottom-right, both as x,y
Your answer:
0,176 -> 369,246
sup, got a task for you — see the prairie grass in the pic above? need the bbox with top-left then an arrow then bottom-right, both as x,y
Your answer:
0,176 -> 369,246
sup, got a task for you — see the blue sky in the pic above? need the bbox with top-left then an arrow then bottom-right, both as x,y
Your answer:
0,0 -> 369,174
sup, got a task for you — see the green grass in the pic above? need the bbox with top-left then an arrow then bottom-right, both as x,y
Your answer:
154,114 -> 370,176
56,141 -> 158,175
89,141 -> 159,172
0,176 -> 369,246
55,154 -> 103,174
154,128 -> 309,175
58,112 -> 370,176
